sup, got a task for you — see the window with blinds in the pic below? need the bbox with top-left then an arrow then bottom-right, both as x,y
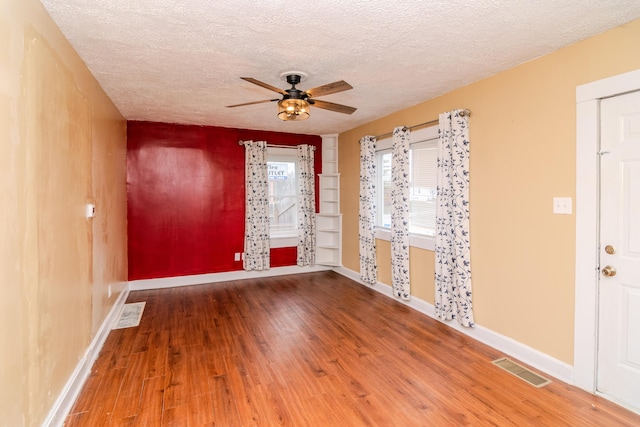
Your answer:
375,136 -> 438,237
409,140 -> 438,236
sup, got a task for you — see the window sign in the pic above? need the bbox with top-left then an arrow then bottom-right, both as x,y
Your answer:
268,163 -> 290,180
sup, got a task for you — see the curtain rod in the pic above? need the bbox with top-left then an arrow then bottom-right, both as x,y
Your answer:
371,109 -> 471,140
238,140 -> 316,150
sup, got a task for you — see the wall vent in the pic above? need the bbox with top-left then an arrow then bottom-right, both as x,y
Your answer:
492,357 -> 551,388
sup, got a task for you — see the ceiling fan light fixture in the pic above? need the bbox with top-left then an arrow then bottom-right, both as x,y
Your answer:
277,98 -> 310,121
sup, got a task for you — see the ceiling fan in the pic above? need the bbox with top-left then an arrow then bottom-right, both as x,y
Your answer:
227,72 -> 357,121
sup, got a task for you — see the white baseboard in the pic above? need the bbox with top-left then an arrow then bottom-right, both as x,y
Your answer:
332,266 -> 574,384
129,264 -> 332,291
43,283 -> 130,427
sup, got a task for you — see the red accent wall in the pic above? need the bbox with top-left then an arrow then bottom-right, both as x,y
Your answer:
127,121 -> 322,280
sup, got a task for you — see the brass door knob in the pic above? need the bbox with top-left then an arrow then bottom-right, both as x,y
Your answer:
602,265 -> 617,277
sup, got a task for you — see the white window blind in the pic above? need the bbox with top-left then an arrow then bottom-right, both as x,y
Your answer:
409,140 -> 437,236
375,127 -> 438,238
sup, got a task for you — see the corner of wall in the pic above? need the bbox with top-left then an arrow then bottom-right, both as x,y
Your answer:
43,284 -> 130,427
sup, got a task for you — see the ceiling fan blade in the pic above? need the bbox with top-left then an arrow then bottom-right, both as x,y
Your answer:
226,99 -> 279,108
311,99 -> 357,115
241,77 -> 287,95
306,80 -> 353,98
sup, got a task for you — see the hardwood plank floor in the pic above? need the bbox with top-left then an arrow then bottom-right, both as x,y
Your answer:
65,271 -> 640,426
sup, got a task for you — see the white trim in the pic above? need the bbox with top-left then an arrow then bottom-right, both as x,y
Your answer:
376,124 -> 438,148
333,266 -> 573,384
574,99 -> 600,392
267,147 -> 299,240
576,68 -> 640,103
267,146 -> 297,156
43,283 -> 130,427
375,228 -> 435,251
129,265 -> 332,291
270,236 -> 297,248
574,68 -> 640,393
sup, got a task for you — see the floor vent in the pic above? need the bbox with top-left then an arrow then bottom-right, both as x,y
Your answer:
492,357 -> 551,388
113,302 -> 146,329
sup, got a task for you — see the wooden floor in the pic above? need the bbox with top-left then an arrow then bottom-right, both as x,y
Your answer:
65,271 -> 640,426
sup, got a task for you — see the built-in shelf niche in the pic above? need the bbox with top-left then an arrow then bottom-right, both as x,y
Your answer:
316,134 -> 342,266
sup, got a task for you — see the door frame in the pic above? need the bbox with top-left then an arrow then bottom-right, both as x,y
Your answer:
574,68 -> 640,393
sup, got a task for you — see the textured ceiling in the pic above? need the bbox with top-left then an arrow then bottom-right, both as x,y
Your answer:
40,0 -> 640,135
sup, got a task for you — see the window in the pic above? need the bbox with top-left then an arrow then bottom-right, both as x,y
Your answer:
376,149 -> 392,228
375,126 -> 438,249
267,148 -> 298,241
408,139 -> 438,236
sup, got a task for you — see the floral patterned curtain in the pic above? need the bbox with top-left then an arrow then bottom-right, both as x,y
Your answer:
243,140 -> 270,271
391,127 -> 410,300
359,136 -> 377,285
297,144 -> 316,266
435,110 -> 474,327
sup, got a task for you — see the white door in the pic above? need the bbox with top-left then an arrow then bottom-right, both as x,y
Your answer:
597,89 -> 640,411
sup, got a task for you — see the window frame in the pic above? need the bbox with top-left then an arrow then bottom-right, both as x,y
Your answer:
267,147 -> 299,248
374,125 -> 439,251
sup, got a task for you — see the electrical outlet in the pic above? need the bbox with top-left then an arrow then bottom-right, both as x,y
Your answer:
234,252 -> 240,261
553,197 -> 572,215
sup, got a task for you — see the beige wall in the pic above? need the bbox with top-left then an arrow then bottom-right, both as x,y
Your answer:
340,19 -> 640,365
0,0 -> 127,425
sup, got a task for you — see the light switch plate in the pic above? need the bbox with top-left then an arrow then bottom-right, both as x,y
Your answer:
553,197 -> 572,214
85,203 -> 96,218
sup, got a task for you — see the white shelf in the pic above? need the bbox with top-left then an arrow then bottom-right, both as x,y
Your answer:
317,229 -> 340,247
319,174 -> 339,186
317,214 -> 340,230
321,134 -> 338,174
316,244 -> 342,266
317,134 -> 341,266
323,149 -> 337,163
